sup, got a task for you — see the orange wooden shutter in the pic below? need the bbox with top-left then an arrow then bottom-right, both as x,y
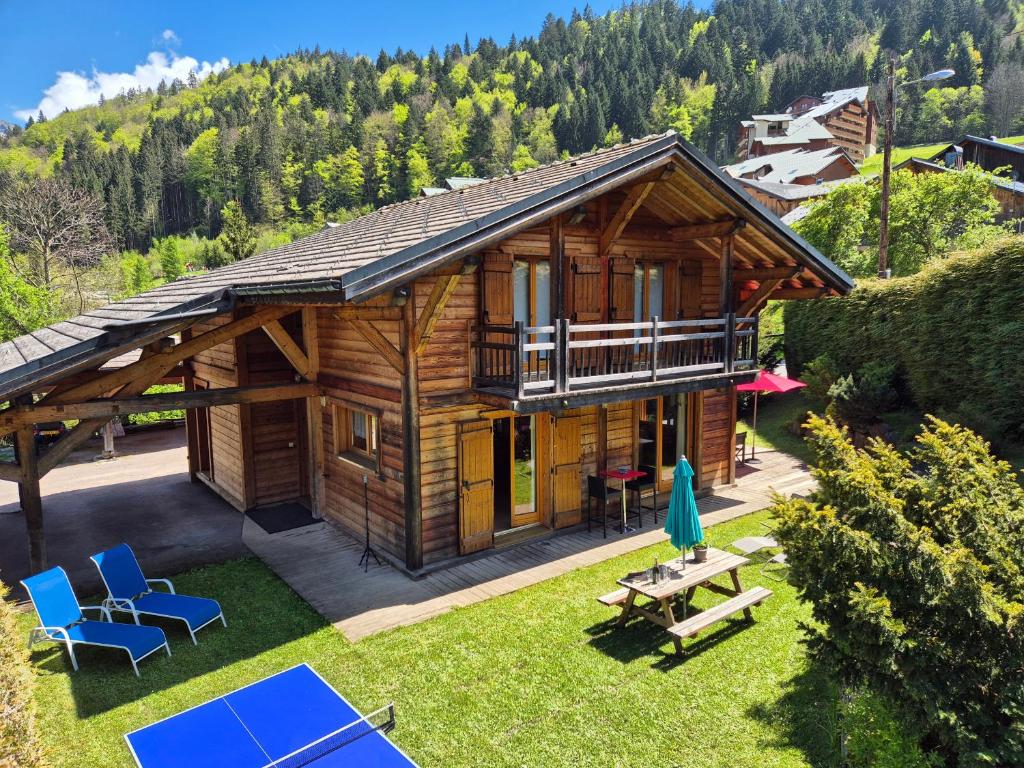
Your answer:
680,259 -> 702,320
570,256 -> 602,323
481,253 -> 513,325
458,420 -> 494,554
609,257 -> 635,321
552,415 -> 582,528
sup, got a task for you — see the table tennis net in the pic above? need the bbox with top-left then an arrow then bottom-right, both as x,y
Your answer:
262,703 -> 396,768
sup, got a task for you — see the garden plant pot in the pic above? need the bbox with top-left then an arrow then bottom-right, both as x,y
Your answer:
693,547 -> 708,563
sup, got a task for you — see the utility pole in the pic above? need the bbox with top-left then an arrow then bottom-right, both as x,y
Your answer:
878,57 -> 895,280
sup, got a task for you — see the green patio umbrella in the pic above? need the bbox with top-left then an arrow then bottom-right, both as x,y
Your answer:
664,455 -> 703,568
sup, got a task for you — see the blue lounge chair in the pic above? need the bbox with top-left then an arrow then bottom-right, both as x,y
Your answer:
91,543 -> 226,644
21,566 -> 170,677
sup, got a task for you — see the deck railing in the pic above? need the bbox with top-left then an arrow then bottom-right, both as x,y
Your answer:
471,314 -> 758,398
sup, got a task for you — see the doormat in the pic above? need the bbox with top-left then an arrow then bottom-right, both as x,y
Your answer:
247,502 -> 319,535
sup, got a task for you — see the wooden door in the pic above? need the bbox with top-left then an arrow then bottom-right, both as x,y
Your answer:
458,420 -> 495,554
552,415 -> 582,528
680,259 -> 702,319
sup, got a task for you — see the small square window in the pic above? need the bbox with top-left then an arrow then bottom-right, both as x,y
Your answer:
333,403 -> 381,472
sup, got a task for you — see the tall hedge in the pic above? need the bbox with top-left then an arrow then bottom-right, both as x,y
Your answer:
0,580 -> 46,768
784,238 -> 1024,441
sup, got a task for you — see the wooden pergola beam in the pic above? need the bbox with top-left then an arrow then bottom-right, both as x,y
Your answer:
15,425 -> 45,572
262,320 -> 313,379
415,274 -> 461,355
733,266 -> 801,282
772,287 -> 829,300
42,306 -> 294,407
1,382 -> 319,431
600,181 -> 655,256
670,219 -> 745,241
737,279 -> 783,319
345,318 -> 405,374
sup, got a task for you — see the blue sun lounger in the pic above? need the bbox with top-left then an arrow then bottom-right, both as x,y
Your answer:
91,543 -> 226,645
21,566 -> 170,677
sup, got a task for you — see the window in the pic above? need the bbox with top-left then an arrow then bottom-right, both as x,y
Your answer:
513,259 -> 551,327
332,403 -> 381,472
633,263 -> 665,323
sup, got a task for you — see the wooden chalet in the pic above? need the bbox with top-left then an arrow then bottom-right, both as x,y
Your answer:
0,132 -> 853,575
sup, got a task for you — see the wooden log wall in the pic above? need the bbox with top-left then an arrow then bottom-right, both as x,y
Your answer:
189,315 -> 246,509
316,300 -> 407,561
241,313 -> 307,506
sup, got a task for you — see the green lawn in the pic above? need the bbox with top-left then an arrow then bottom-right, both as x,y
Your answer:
22,511 -> 848,768
858,142 -> 949,176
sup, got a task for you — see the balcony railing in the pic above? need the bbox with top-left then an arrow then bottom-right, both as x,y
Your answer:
470,315 -> 758,400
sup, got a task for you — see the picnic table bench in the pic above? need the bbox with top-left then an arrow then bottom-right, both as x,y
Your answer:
600,546 -> 772,654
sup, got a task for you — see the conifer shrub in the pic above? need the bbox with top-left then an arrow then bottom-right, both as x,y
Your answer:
784,239 -> 1024,443
0,580 -> 46,768
773,415 -> 1024,766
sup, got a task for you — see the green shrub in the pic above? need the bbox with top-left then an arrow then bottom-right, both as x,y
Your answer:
784,238 -> 1024,442
826,361 -> 897,430
0,580 -> 46,768
800,354 -> 840,403
129,383 -> 184,426
773,415 -> 1024,766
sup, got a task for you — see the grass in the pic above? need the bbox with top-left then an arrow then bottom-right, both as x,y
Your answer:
739,391 -> 818,465
859,142 -> 949,176
19,510 -> 853,768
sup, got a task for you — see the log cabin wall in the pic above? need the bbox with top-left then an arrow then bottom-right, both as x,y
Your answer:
188,314 -> 246,510
315,300 -> 407,562
239,312 -> 308,507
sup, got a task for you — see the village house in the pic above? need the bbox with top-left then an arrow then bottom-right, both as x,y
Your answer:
737,87 -> 878,164
0,132 -> 852,576
722,147 -> 859,186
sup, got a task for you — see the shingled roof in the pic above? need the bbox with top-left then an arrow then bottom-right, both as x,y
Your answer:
0,131 -> 854,401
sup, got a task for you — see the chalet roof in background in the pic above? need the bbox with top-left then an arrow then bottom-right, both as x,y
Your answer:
790,86 -> 870,120
895,156 -> 1024,195
738,175 -> 863,201
928,134 -> 1024,161
722,147 -> 854,184
757,118 -> 835,146
0,131 -> 854,401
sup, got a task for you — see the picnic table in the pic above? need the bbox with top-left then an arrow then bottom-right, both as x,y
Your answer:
599,546 -> 772,654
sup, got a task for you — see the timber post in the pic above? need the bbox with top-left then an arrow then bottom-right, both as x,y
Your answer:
401,287 -> 424,571
14,423 -> 45,573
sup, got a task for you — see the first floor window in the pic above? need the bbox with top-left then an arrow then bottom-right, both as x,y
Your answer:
333,403 -> 381,472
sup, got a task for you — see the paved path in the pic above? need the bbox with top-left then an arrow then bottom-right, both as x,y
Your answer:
0,427 -> 246,597
245,448 -> 813,641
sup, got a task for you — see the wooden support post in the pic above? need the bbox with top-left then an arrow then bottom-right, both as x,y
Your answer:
302,307 -> 325,519
550,214 -> 566,322
15,426 -> 45,573
100,421 -> 116,459
401,288 -> 423,571
182,328 -> 201,482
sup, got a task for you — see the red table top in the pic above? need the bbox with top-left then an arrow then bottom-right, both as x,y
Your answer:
599,468 -> 646,481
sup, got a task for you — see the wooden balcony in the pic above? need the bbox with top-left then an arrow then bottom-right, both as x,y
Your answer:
470,315 -> 758,409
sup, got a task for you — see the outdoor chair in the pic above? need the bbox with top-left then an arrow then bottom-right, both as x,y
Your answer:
624,463 -> 658,526
21,566 -> 170,677
735,431 -> 748,463
586,475 -> 621,539
91,543 -> 226,645
761,552 -> 790,581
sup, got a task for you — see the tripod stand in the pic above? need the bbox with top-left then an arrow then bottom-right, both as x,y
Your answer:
359,475 -> 381,572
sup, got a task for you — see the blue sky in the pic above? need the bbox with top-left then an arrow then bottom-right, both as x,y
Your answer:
0,0 -> 641,124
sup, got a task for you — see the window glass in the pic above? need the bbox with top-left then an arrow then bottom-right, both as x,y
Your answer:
534,262 -> 551,328
513,416 -> 536,514
648,264 -> 664,321
513,260 -> 530,325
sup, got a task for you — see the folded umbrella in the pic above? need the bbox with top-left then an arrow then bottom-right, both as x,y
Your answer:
664,456 -> 703,567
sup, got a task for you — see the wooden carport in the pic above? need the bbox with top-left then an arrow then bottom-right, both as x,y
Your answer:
0,306 -> 322,574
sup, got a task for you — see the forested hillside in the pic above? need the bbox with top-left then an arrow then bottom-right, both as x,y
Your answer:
1,0 -> 1023,254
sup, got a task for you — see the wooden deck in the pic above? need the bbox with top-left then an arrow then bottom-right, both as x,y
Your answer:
243,448 -> 812,641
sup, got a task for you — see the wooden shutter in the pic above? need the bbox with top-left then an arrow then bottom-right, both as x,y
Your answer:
680,259 -> 702,320
458,420 -> 494,554
570,256 -> 602,323
481,253 -> 513,325
663,261 -> 680,321
552,415 -> 582,528
609,257 -> 635,321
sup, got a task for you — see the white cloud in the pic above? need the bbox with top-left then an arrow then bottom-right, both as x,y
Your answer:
161,29 -> 181,45
16,50 -> 230,121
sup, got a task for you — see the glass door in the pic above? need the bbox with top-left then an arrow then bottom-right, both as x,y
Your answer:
638,395 -> 694,493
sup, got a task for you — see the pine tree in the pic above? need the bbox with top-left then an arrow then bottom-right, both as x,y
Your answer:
219,201 -> 257,262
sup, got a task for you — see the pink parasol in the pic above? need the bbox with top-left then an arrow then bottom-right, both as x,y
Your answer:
736,370 -> 806,461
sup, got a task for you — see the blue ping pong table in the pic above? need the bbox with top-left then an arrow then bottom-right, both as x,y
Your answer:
125,664 -> 419,767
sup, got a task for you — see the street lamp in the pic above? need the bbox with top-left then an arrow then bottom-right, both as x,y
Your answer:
878,62 -> 955,279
